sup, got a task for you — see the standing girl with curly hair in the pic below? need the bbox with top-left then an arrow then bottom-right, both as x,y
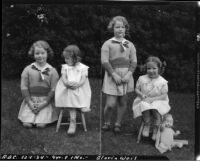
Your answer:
101,16 -> 137,133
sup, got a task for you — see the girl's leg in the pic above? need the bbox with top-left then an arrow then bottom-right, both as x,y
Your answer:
67,109 -> 77,136
36,123 -> 47,128
142,110 -> 151,137
152,109 -> 161,140
114,95 -> 128,132
102,95 -> 117,130
23,122 -> 33,128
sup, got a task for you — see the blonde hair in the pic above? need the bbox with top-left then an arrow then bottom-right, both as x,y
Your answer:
62,45 -> 82,66
107,16 -> 129,36
28,40 -> 54,58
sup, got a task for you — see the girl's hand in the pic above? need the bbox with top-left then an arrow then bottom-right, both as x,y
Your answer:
175,130 -> 181,135
121,71 -> 132,83
67,81 -> 79,89
143,97 -> 153,103
35,101 -> 48,114
112,72 -> 122,85
141,94 -> 147,100
28,100 -> 37,113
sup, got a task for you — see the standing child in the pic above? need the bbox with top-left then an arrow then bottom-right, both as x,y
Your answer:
18,40 -> 59,128
132,56 -> 171,140
55,45 -> 91,136
101,16 -> 137,133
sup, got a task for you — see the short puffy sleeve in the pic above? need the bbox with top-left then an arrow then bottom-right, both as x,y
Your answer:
80,64 -> 89,77
135,76 -> 142,90
161,82 -> 168,94
82,67 -> 89,77
21,66 -> 29,90
50,68 -> 59,91
61,65 -> 67,75
159,77 -> 168,94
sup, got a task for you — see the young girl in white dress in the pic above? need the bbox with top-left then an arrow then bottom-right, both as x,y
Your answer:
132,56 -> 170,140
55,45 -> 91,136
18,40 -> 59,128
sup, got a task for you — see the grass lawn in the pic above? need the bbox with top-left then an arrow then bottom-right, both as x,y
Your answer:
101,92 -> 195,160
1,78 -> 101,155
1,79 -> 195,160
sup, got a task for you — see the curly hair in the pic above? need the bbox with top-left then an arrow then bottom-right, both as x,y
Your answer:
145,56 -> 167,75
107,16 -> 130,36
62,45 -> 82,66
28,40 -> 54,59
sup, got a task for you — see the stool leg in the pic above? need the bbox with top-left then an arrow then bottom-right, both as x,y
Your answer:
56,108 -> 64,132
81,112 -> 87,132
137,121 -> 144,144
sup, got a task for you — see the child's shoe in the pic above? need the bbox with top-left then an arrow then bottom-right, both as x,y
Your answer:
142,125 -> 150,137
67,119 -> 76,136
102,122 -> 111,131
114,124 -> 121,133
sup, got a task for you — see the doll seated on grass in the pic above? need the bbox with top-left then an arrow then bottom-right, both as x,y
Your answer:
155,113 -> 188,154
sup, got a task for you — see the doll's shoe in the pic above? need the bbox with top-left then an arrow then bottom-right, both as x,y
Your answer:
142,125 -> 150,137
67,120 -> 76,136
102,123 -> 111,131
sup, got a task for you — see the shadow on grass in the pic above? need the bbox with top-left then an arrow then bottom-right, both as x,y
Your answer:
1,78 -> 101,155
101,92 -> 195,160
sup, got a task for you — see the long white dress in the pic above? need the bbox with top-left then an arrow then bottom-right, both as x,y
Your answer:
132,75 -> 171,118
55,63 -> 91,111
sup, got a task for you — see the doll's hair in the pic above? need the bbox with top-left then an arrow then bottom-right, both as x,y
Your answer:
62,44 -> 82,66
145,56 -> 167,75
160,113 -> 173,131
163,113 -> 173,122
107,16 -> 130,36
28,40 -> 54,59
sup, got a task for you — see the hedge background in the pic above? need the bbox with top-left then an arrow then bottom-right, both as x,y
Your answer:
2,2 -> 198,92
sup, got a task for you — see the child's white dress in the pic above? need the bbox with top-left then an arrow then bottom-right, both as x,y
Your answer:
132,75 -> 171,118
55,63 -> 91,111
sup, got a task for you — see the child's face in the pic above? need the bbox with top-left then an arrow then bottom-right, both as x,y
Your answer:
34,46 -> 47,64
146,61 -> 159,79
64,52 -> 74,66
113,20 -> 125,39
165,116 -> 173,127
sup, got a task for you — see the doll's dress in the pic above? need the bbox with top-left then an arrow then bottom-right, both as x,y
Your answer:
157,127 -> 188,153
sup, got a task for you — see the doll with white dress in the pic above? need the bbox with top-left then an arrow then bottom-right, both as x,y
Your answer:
155,114 -> 188,154
55,45 -> 91,136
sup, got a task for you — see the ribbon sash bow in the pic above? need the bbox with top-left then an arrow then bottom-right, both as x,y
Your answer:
111,40 -> 129,52
32,65 -> 50,80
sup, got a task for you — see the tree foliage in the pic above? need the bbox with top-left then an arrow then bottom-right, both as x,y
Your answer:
2,2 -> 197,92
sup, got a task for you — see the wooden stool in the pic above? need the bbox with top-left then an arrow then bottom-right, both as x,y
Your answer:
137,116 -> 163,144
56,108 -> 87,133
137,121 -> 144,143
